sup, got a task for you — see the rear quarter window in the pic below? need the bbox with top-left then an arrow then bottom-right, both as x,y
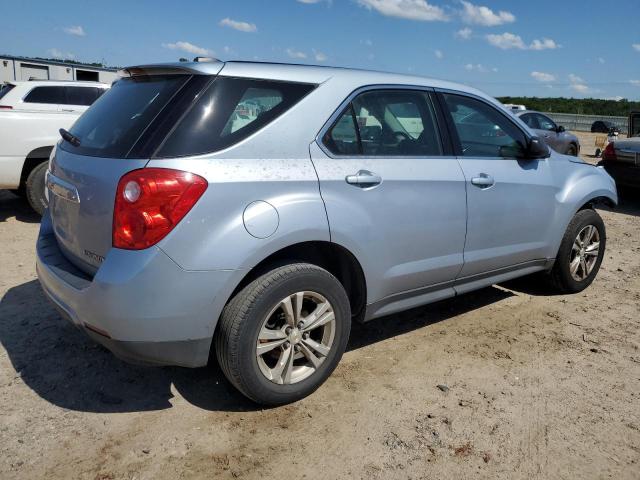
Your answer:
155,77 -> 315,158
64,87 -> 106,106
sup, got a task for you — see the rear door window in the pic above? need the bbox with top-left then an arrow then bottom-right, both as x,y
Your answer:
23,86 -> 65,104
324,106 -> 360,155
64,75 -> 189,158
323,89 -> 443,157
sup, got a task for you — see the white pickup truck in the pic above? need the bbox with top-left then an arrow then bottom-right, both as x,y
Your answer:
0,80 -> 110,214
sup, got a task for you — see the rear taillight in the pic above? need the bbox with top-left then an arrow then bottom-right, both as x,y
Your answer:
602,142 -> 617,161
113,168 -> 207,250
0,105 -> 12,109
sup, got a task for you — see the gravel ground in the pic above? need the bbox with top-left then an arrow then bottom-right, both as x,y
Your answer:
0,139 -> 638,479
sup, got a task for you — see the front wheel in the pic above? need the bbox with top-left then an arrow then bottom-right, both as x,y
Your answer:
548,209 -> 606,293
215,263 -> 351,406
566,144 -> 578,156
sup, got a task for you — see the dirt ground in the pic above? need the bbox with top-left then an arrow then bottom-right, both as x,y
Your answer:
1,136 -> 639,479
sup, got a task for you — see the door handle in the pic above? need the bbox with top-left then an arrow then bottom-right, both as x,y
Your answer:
345,170 -> 382,188
470,173 -> 494,188
61,108 -> 75,112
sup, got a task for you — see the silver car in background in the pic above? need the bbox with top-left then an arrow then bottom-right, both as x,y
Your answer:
516,110 -> 580,156
37,60 -> 616,405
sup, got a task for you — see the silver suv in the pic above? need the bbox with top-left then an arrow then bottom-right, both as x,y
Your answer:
37,60 -> 617,405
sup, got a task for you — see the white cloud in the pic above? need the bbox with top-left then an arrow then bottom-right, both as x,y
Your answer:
568,73 -> 584,84
598,57 -> 605,64
633,44 -> 640,52
219,18 -> 257,33
48,48 -> 75,60
357,0 -> 449,22
297,0 -> 327,3
607,96 -> 623,101
459,1 -> 515,26
361,39 -> 373,46
162,41 -> 213,56
464,63 -> 493,73
570,84 -> 590,94
63,25 -> 85,37
486,32 -> 560,50
630,80 -> 640,87
313,50 -> 328,62
286,48 -> 307,59
529,38 -> 559,50
531,71 -> 556,82
486,32 -> 525,50
434,49 -> 443,59
455,27 -> 473,39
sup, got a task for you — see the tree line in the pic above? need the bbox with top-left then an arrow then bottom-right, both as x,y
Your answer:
497,97 -> 640,117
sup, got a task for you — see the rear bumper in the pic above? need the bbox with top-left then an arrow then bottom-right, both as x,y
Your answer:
36,211 -> 238,367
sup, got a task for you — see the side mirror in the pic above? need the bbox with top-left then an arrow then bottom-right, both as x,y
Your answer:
557,125 -> 565,133
525,136 -> 550,159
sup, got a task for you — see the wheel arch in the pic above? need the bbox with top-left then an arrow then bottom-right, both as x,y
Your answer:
226,240 -> 367,323
19,145 -> 53,187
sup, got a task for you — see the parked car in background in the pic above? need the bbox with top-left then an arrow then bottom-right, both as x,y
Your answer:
591,120 -> 620,134
503,103 -> 526,111
598,111 -> 640,189
0,80 -> 109,214
37,60 -> 616,405
516,110 -> 580,156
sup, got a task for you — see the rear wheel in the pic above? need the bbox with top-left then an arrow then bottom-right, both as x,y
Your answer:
25,161 -> 48,215
548,209 -> 605,293
215,263 -> 351,406
566,144 -> 578,156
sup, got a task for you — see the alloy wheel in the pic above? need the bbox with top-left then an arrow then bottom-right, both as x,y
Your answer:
569,224 -> 600,281
256,291 -> 336,385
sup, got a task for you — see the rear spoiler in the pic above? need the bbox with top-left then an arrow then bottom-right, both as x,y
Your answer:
118,60 -> 224,78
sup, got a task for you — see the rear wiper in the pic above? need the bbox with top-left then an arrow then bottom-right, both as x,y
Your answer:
59,128 -> 81,147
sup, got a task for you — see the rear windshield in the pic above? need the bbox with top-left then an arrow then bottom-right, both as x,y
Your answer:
65,75 -> 188,158
61,74 -> 315,158
0,84 -> 15,101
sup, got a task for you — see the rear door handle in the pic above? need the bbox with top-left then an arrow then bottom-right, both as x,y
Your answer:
345,170 -> 382,188
470,173 -> 495,188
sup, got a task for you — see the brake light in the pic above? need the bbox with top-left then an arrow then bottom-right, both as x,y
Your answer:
113,168 -> 207,250
0,105 -> 12,109
602,142 -> 617,161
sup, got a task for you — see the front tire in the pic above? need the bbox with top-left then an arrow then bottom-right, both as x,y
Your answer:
215,263 -> 351,406
25,161 -> 48,216
548,209 -> 606,293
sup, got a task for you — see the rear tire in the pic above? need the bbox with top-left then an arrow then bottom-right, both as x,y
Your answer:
25,161 -> 48,216
566,144 -> 578,156
548,209 -> 605,293
215,263 -> 351,406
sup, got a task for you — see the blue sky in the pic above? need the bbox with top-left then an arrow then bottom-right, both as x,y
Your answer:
2,0 -> 639,99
